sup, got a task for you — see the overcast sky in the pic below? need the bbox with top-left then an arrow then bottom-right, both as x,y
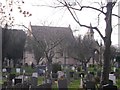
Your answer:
1,0 -> 119,46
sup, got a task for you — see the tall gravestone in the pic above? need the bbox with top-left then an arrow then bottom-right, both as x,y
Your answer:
58,78 -> 68,90
30,72 -> 38,86
0,27 -> 2,90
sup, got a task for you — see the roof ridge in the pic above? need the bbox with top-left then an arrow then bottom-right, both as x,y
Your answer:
31,25 -> 70,29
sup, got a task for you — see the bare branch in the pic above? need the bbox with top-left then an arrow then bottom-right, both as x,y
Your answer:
63,1 -> 105,40
57,0 -> 106,15
46,37 -> 64,52
112,24 -> 119,29
112,14 -> 120,18
71,6 -> 106,15
32,4 -> 64,8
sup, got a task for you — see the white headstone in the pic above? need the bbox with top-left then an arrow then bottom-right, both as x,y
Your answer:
80,77 -> 83,88
113,67 -> 116,72
10,59 -> 14,67
7,59 -> 10,66
16,68 -> 20,73
57,71 -> 64,79
23,69 -> 25,73
72,66 -> 75,71
32,72 -> 38,78
3,68 -> 7,72
109,74 -> 116,84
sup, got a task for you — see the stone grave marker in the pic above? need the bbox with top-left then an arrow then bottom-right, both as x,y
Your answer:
6,67 -> 11,73
69,71 -> 74,78
32,72 -> 38,78
14,78 -> 22,85
85,81 -> 96,90
2,68 -> 7,73
57,71 -> 64,79
10,59 -> 14,68
58,78 -> 68,90
73,72 -> 78,80
16,68 -> 21,74
31,72 -> 38,86
30,77 -> 38,86
102,80 -> 118,90
109,72 -> 116,85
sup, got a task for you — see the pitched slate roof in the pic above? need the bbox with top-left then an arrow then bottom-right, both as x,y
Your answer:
31,25 -> 75,48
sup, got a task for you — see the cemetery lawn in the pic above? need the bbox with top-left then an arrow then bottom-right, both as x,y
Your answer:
10,66 -> 36,76
116,79 -> 120,88
68,79 -> 80,90
0,80 -> 3,84
38,76 -> 44,85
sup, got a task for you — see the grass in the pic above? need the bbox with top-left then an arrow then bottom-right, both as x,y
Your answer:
52,82 -> 58,90
116,79 -> 120,88
68,79 -> 80,90
0,80 -> 3,85
38,76 -> 44,85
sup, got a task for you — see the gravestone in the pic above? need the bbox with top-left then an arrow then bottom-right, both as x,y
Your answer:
6,67 -> 11,73
14,78 -> 22,85
73,72 -> 78,80
2,68 -> 7,73
58,78 -> 68,90
102,84 -> 118,90
57,71 -> 64,79
85,81 -> 96,90
32,72 -> 38,78
16,68 -> 21,73
109,72 -> 116,84
72,66 -> 75,71
31,72 -> 38,86
69,72 -> 74,78
102,80 -> 118,90
10,59 -> 14,68
30,77 -> 38,86
7,59 -> 10,67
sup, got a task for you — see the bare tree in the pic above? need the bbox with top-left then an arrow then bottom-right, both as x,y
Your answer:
70,34 -> 97,73
20,25 -> 64,84
52,0 -> 120,85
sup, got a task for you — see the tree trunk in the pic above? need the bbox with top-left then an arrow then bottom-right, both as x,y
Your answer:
46,59 -> 52,84
84,62 -> 87,74
102,2 -> 112,85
